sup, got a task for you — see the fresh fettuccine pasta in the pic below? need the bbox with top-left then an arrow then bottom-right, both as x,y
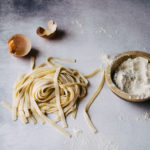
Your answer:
1,57 -> 105,137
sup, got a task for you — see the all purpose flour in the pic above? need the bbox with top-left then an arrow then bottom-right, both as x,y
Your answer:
113,57 -> 150,99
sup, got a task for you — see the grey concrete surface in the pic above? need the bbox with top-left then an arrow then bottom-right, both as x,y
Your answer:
0,0 -> 150,150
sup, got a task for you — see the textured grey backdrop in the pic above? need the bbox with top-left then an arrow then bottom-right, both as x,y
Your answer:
0,0 -> 150,150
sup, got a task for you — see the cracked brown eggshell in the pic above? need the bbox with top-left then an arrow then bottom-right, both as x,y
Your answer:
8,34 -> 31,57
36,20 -> 57,38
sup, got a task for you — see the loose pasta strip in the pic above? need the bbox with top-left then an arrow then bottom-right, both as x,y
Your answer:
1,101 -> 37,124
1,101 -> 12,111
31,56 -> 35,70
54,67 -> 67,127
84,69 -> 101,78
84,71 -> 105,133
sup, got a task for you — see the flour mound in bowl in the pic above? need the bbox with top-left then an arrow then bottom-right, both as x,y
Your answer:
113,57 -> 150,99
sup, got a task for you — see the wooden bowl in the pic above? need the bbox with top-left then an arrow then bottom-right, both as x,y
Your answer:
105,51 -> 150,102
8,34 -> 31,57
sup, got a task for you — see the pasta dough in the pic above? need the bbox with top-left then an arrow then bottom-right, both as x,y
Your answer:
2,57 -> 105,137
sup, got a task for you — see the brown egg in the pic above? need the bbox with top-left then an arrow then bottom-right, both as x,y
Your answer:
8,34 -> 31,57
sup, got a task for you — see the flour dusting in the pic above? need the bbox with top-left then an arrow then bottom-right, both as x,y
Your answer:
63,131 -> 120,150
101,54 -> 113,65
136,112 -> 150,121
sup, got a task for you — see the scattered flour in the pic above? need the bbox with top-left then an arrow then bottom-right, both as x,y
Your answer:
63,131 -> 120,150
99,27 -> 107,33
114,57 -> 150,99
98,28 -> 112,38
71,20 -> 83,28
144,112 -> 150,120
101,54 -> 113,66
95,26 -> 113,38
118,114 -> 129,121
118,115 -> 124,121
136,112 -> 150,121
75,20 -> 82,28
72,128 -> 82,137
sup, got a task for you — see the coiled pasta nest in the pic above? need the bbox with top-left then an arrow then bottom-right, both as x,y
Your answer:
2,57 -> 105,137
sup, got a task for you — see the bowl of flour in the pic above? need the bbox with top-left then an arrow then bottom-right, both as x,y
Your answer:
105,51 -> 150,102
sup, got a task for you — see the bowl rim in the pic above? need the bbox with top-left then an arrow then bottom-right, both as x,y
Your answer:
105,50 -> 150,102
